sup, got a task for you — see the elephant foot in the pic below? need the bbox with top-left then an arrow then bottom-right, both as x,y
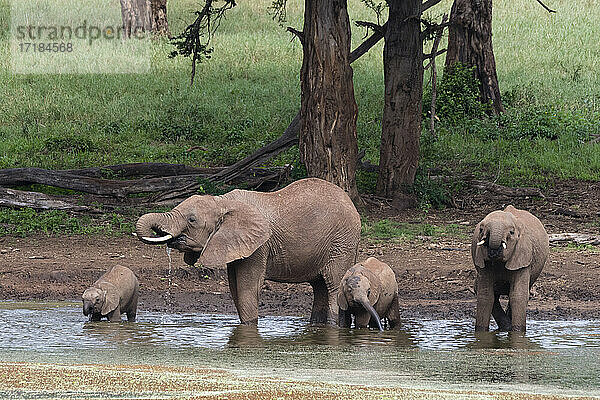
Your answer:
474,325 -> 490,332
309,310 -> 335,326
239,318 -> 258,326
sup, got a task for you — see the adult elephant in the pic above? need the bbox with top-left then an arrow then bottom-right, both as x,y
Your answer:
135,178 -> 361,325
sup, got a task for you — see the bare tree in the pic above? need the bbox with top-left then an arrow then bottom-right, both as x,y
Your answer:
120,0 -> 170,38
298,0 -> 359,201
375,0 -> 424,208
150,0 -> 170,36
444,0 -> 504,114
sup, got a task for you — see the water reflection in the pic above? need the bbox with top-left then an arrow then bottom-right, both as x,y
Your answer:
468,331 -> 541,350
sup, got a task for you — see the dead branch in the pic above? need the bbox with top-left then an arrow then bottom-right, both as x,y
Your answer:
286,27 -> 304,44
470,180 -> 545,198
422,0 -> 444,12
588,135 -> 600,145
64,163 -> 219,178
0,187 -> 99,212
549,233 -> 600,246
429,14 -> 448,138
0,166 -> 285,199
534,0 -> 556,13
423,48 -> 447,62
355,20 -> 385,34
553,207 -> 589,219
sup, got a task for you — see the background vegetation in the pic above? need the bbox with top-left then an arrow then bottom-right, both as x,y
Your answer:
0,0 -> 599,193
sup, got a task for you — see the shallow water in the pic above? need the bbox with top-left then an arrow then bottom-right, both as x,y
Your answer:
1,301 -> 600,397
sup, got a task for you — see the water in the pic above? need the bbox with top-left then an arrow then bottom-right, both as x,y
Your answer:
165,245 -> 172,310
1,301 -> 600,397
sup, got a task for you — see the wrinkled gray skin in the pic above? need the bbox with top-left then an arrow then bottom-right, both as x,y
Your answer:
338,257 -> 400,331
82,265 -> 139,322
471,205 -> 549,332
136,178 -> 361,326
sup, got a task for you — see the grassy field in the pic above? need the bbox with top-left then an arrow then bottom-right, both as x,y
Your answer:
0,0 -> 599,190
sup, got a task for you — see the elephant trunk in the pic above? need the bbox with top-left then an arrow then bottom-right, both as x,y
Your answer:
359,298 -> 383,331
83,300 -> 93,316
488,224 -> 504,259
135,212 -> 180,245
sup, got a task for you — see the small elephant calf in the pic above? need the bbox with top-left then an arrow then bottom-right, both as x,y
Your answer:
337,257 -> 400,331
82,265 -> 139,322
472,205 -> 549,332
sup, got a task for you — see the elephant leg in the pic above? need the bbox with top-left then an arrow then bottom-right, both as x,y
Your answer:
492,294 -> 512,331
107,308 -> 121,322
338,309 -> 352,328
310,277 -> 331,325
509,268 -> 530,332
315,252 -> 356,326
386,294 -> 401,330
227,252 -> 266,325
126,296 -> 138,322
475,271 -> 494,332
354,309 -> 371,328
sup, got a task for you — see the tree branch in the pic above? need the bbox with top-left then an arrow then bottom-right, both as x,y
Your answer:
286,27 -> 304,45
423,48 -> 447,62
535,0 -> 556,13
0,187 -> 99,212
429,14 -> 448,137
355,20 -> 385,34
422,0 -> 443,12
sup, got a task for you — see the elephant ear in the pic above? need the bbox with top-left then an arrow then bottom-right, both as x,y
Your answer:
337,287 -> 349,311
362,268 -> 382,305
505,220 -> 533,271
471,222 -> 486,268
100,284 -> 119,316
199,199 -> 271,267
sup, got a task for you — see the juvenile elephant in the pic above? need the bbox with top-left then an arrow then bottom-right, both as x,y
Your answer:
82,265 -> 139,322
471,205 -> 549,332
135,178 -> 361,325
337,257 -> 400,331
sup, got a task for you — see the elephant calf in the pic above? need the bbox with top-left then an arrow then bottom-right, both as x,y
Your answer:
337,257 -> 400,331
82,265 -> 139,322
471,205 -> 549,332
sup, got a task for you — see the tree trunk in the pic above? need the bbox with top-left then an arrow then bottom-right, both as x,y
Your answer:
375,0 -> 423,208
150,0 -> 170,37
120,0 -> 152,38
445,0 -> 505,114
299,0 -> 359,201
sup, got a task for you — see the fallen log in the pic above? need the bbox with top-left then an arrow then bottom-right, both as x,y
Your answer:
469,180 -> 545,198
65,163 -> 221,178
548,233 -> 600,246
0,166 -> 284,198
0,187 -> 98,212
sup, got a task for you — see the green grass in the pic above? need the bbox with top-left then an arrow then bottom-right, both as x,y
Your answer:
0,208 -> 135,236
0,0 -> 599,191
361,219 -> 469,242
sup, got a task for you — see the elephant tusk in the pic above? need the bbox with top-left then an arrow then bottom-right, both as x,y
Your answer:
141,234 -> 173,243
502,242 -> 507,249
476,240 -> 485,246
132,233 -> 137,237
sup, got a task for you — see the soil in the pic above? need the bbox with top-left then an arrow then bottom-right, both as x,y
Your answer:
0,179 -> 599,321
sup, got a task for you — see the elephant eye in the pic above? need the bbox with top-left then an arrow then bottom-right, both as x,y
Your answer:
188,215 -> 197,223
509,230 -> 515,235
367,289 -> 371,297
